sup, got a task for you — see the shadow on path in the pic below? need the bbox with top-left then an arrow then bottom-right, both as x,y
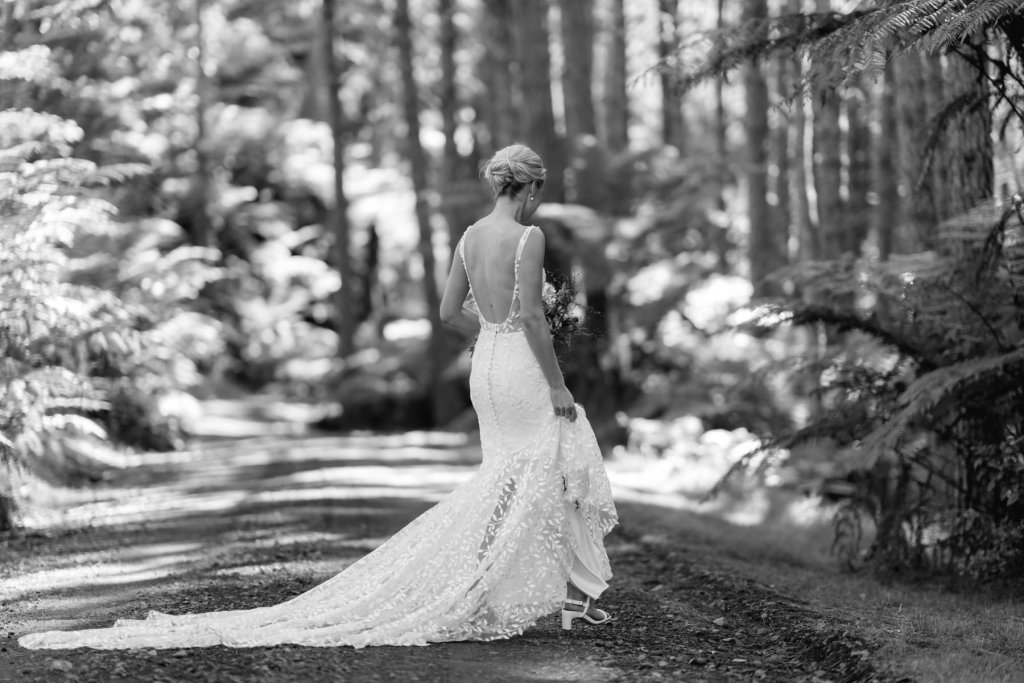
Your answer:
1,430 -> 893,682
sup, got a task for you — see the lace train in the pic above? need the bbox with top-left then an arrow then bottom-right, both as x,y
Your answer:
18,224 -> 618,650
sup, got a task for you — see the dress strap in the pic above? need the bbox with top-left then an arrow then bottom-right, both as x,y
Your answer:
509,226 -> 537,317
515,226 -> 536,264
458,229 -> 472,291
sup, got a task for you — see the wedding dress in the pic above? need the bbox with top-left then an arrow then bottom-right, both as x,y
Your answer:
19,225 -> 618,650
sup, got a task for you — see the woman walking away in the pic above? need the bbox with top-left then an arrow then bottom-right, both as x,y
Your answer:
19,143 -> 617,651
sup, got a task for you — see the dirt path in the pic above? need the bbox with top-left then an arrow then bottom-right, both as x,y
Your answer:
1,433 -> 898,682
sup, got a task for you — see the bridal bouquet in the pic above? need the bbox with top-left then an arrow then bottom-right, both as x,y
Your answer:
467,273 -> 590,355
542,273 -> 589,350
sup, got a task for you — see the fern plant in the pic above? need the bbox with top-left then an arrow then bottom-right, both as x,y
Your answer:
740,196 -> 1024,577
0,99 -> 223,530
668,0 -> 1024,135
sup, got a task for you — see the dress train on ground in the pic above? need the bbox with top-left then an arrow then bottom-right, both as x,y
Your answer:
19,225 -> 617,650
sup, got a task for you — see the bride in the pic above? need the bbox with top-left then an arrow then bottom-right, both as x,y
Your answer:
19,143 -> 618,650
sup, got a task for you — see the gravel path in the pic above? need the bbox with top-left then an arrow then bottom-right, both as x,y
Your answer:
0,433 -> 898,682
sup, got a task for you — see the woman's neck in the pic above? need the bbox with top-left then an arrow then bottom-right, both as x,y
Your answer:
491,194 -> 522,223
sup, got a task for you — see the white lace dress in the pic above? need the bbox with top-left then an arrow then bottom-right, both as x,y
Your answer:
19,225 -> 618,650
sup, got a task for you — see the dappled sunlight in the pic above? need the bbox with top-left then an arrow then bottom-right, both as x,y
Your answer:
609,425 -> 760,497
3,0 -> 1020,677
114,541 -> 206,561
383,318 -> 432,341
4,518 -> 390,604
338,431 -> 472,449
4,542 -> 205,598
610,409 -> 846,561
608,433 -> 838,565
58,490 -> 250,528
784,493 -> 837,527
250,485 -> 465,505
712,487 -> 772,527
683,273 -> 752,331
269,464 -> 475,490
4,432 -> 486,613
18,432 -> 482,534
610,476 -> 792,529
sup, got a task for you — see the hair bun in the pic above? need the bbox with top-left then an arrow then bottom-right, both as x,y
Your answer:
481,144 -> 546,197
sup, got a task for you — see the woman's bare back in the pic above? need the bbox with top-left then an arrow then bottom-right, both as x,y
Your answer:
461,218 -> 533,325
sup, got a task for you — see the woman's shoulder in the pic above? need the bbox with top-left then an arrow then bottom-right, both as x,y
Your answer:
519,225 -> 545,259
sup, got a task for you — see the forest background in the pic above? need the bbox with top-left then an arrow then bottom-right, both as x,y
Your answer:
2,0 -> 1024,590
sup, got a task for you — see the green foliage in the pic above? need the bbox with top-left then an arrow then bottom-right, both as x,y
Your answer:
743,197 -> 1024,578
676,0 -> 1024,85
0,99 -> 225,527
668,0 -> 1024,135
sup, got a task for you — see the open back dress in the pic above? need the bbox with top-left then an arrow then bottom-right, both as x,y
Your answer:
19,225 -> 618,650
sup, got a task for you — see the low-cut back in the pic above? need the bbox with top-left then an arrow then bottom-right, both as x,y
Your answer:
458,225 -> 536,326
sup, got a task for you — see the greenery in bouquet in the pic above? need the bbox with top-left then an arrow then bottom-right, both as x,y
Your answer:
542,272 -> 591,352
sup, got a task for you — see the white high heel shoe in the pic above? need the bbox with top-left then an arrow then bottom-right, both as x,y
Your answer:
561,597 -> 613,630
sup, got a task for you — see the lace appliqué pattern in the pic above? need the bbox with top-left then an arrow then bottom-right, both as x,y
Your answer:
18,225 -> 618,651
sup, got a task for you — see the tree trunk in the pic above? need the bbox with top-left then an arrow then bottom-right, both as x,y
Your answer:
556,0 -> 597,205
812,88 -> 843,259
658,0 -> 685,150
191,0 -> 213,247
874,65 -> 899,260
322,0 -> 356,357
712,0 -> 730,271
845,81 -> 871,256
943,48 -> 993,218
890,52 -> 935,252
511,0 -> 564,201
772,53 -> 791,262
300,2 -> 328,121
782,5 -> 815,264
363,52 -> 386,167
745,0 -> 783,296
396,0 -> 445,420
600,0 -> 629,152
558,0 -> 596,142
923,54 -> 949,223
439,0 -> 464,252
480,0 -> 518,148
0,489 -> 13,532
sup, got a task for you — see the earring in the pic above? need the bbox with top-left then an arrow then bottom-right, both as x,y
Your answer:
529,195 -> 534,200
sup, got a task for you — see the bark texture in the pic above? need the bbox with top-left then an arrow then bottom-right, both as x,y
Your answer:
744,0 -> 785,295
512,0 -> 564,201
396,0 -> 444,412
322,0 -> 355,357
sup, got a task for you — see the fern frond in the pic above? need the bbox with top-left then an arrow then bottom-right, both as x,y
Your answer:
38,414 -> 107,439
18,157 -> 97,184
738,301 -> 933,366
669,0 -> 1024,93
919,0 -> 1024,52
859,346 -> 1024,460
15,366 -> 94,396
0,141 -> 46,164
42,398 -> 109,413
26,0 -> 108,21
84,163 -> 152,187
672,11 -> 862,94
0,110 -> 83,152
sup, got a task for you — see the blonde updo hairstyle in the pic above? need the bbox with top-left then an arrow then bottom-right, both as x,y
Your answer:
481,144 -> 546,197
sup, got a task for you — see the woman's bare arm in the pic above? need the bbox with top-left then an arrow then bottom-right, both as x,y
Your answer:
440,247 -> 481,336
518,229 -> 577,421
